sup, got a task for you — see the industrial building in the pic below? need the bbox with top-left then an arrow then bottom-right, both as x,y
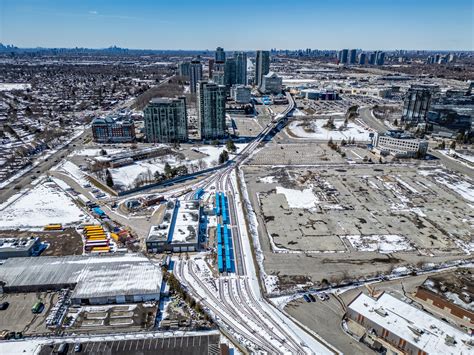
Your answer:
414,271 -> 473,334
144,97 -> 188,143
146,200 -> 201,253
372,131 -> 428,158
0,237 -> 42,259
197,81 -> 227,140
0,254 -> 163,304
346,292 -> 473,355
255,50 -> 270,88
91,116 -> 136,143
260,72 -> 282,94
231,85 -> 251,104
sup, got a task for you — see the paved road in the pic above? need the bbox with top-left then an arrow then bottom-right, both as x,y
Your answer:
358,106 -> 388,133
0,128 -> 92,203
428,149 -> 474,178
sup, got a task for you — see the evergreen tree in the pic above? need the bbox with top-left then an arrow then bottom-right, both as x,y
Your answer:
226,139 -> 237,153
218,150 -> 229,164
105,169 -> 114,187
164,162 -> 172,178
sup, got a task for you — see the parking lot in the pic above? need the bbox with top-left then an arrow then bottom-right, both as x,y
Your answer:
0,292 -> 55,335
38,333 -> 221,355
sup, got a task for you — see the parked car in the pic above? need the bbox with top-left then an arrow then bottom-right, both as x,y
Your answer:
0,302 -> 9,310
318,293 -> 329,301
308,294 -> 316,302
303,294 -> 311,303
74,343 -> 82,352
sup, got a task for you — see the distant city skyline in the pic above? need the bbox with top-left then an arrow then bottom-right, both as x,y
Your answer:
1,0 -> 472,50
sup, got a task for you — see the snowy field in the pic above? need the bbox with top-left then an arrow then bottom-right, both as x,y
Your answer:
0,83 -> 31,91
288,118 -> 372,141
0,180 -> 90,230
344,234 -> 415,253
54,161 -> 90,186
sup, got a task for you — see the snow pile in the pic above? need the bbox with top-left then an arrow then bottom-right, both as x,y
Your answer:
0,181 -> 89,229
276,186 -> 319,209
344,234 -> 415,253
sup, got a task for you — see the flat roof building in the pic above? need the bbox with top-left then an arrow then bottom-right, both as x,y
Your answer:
372,132 -> 428,158
0,254 -> 163,305
346,292 -> 473,355
414,270 -> 473,334
0,237 -> 41,259
91,116 -> 136,143
146,200 -> 201,253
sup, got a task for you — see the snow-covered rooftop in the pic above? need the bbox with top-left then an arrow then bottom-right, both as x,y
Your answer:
0,253 -> 162,299
348,293 -> 473,354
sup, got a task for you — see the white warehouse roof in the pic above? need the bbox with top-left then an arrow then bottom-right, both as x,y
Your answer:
0,253 -> 162,300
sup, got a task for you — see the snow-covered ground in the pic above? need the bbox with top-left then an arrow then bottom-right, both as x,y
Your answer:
0,180 -> 91,230
110,159 -> 169,188
109,144 -> 248,189
53,161 -> 90,186
420,169 -> 474,203
0,83 -> 31,91
276,186 -> 318,209
343,234 -> 415,253
288,117 -> 372,141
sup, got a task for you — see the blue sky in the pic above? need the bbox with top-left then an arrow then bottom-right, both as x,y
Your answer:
1,0 -> 472,50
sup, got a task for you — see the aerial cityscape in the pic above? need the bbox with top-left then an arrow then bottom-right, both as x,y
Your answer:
0,1 -> 473,354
